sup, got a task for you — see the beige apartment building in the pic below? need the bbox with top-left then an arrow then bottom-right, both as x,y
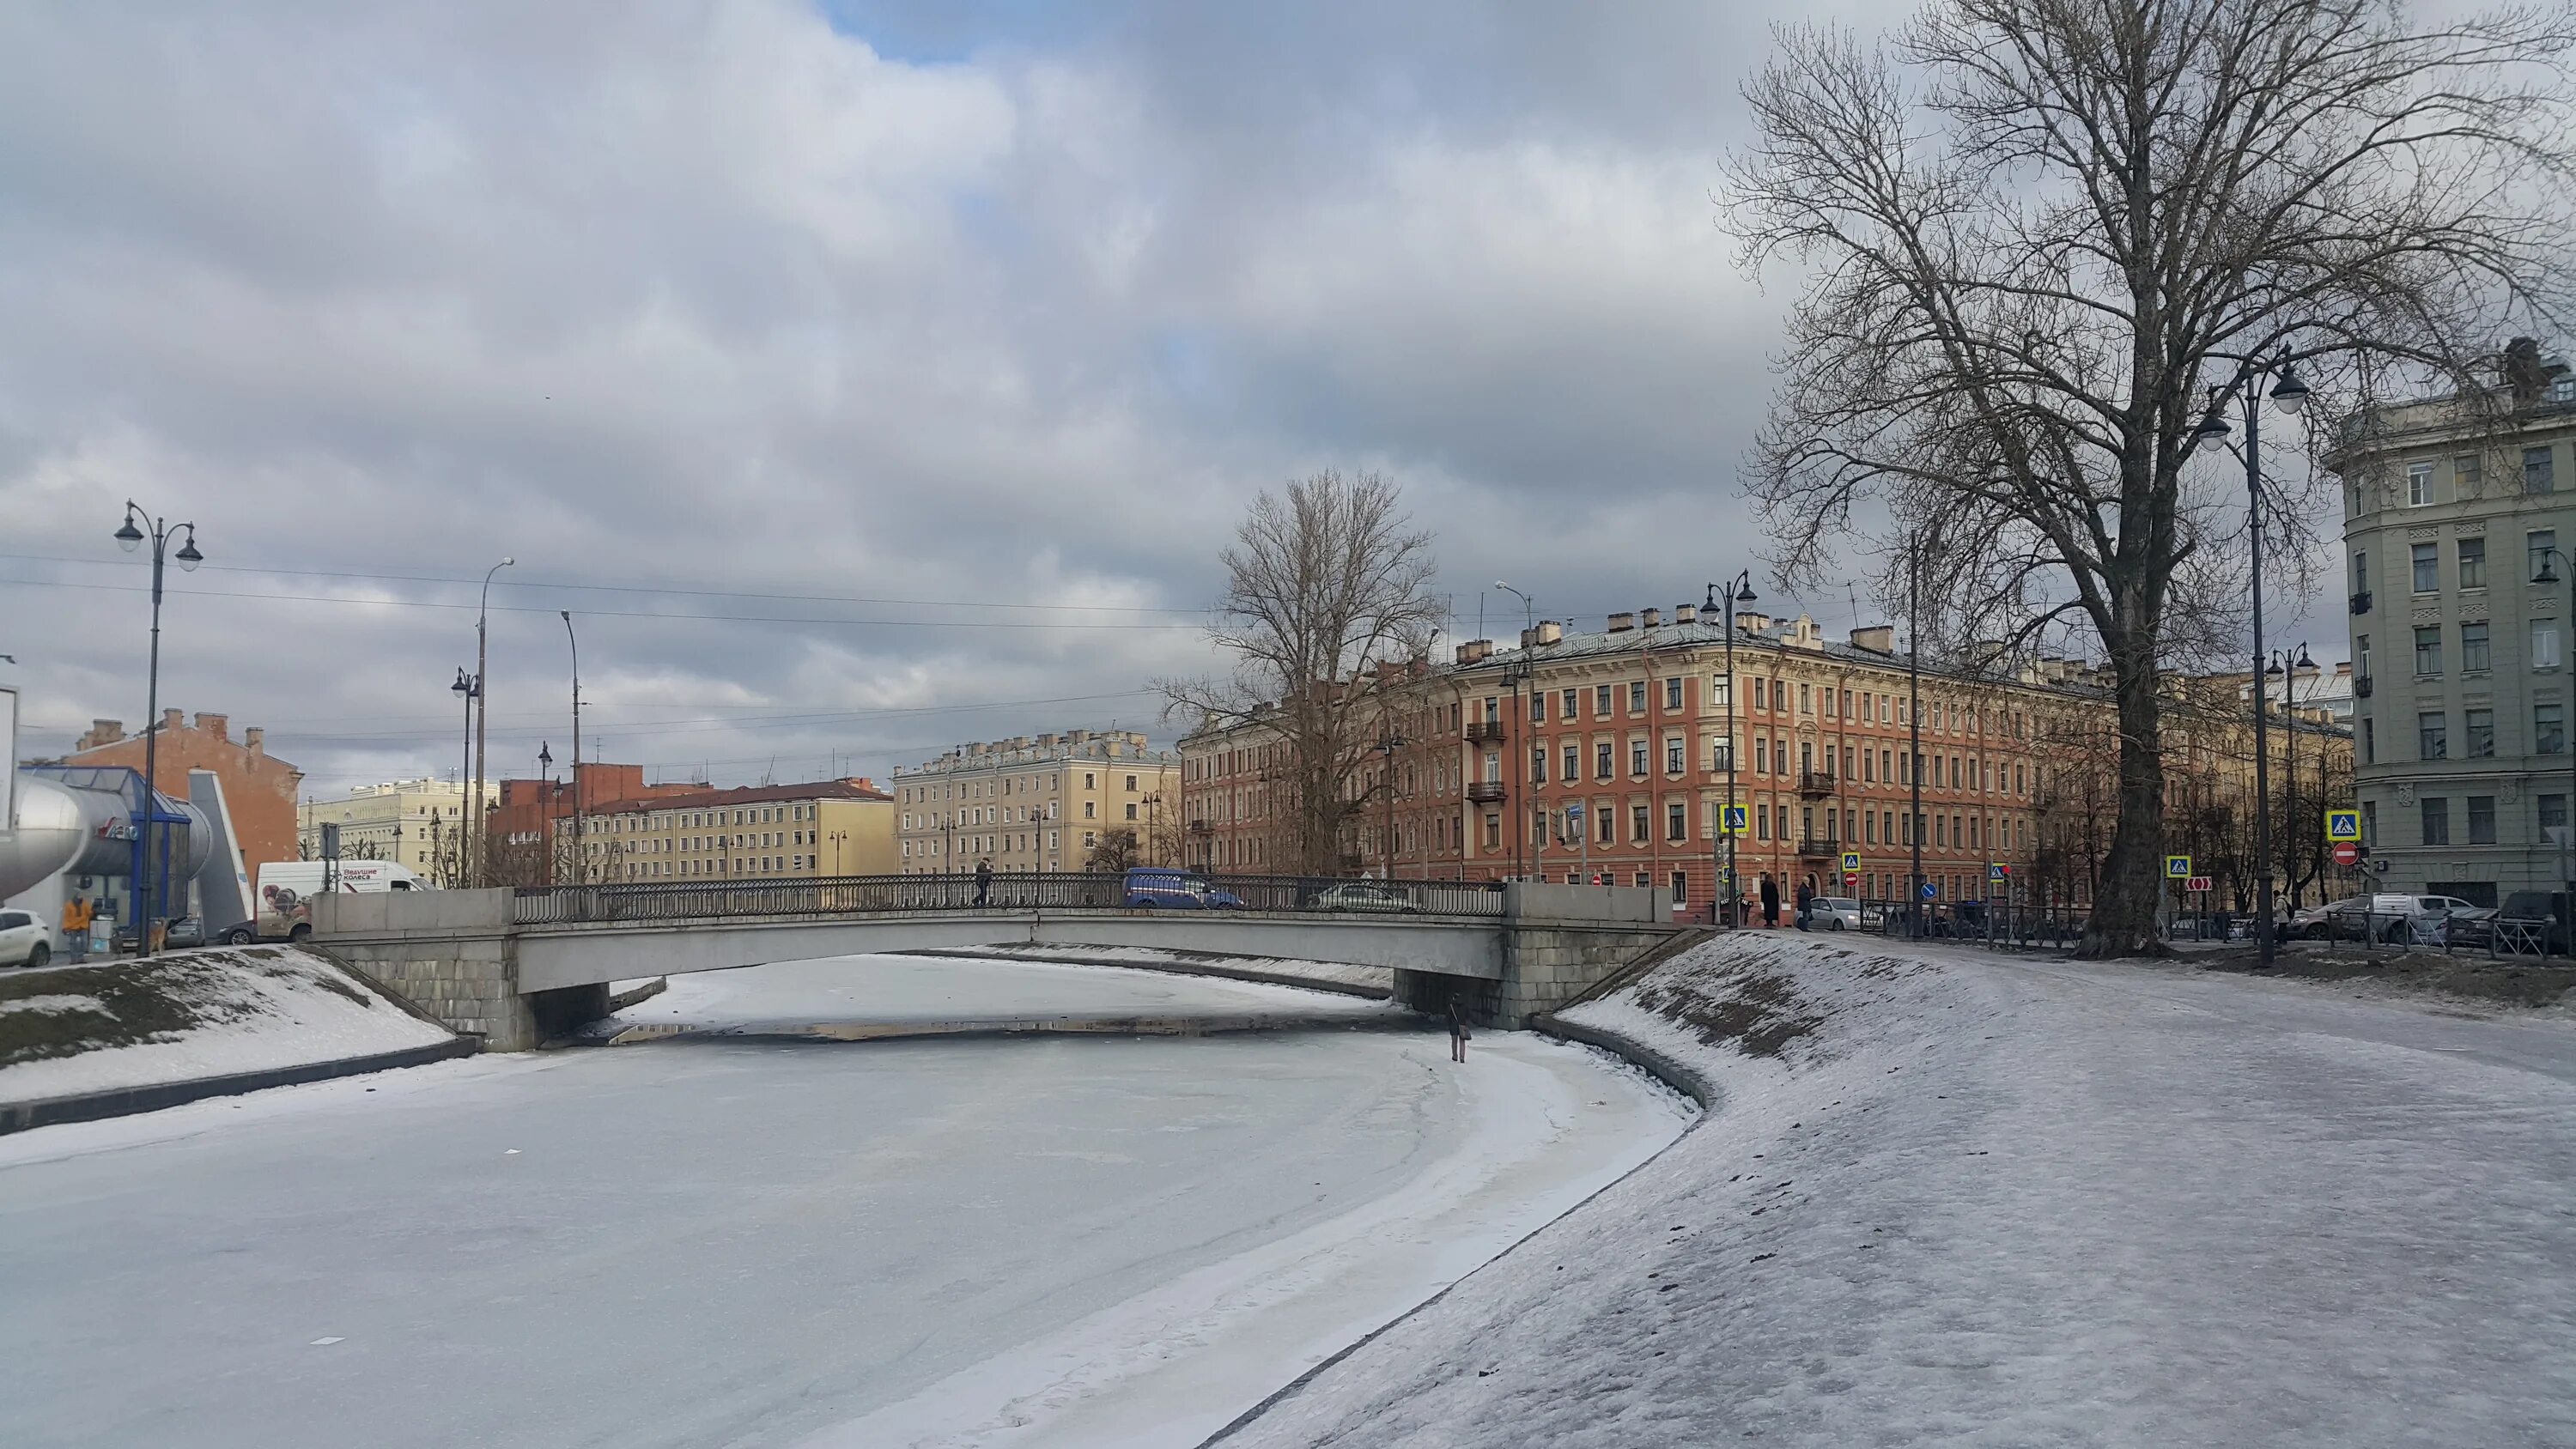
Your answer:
297,778 -> 471,878
568,778 -> 896,882
892,730 -> 1183,873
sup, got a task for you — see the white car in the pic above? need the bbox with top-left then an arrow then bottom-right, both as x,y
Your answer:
0,909 -> 52,968
1313,882 -> 1419,913
1805,895 -> 1862,931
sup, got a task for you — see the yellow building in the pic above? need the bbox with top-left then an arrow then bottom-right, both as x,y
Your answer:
570,778 -> 896,882
893,730 -> 1183,873
297,778 -> 472,878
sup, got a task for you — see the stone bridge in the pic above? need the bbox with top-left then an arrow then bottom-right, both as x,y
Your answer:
312,879 -> 1686,1050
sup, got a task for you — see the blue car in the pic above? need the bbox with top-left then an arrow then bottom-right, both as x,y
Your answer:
1123,867 -> 1242,910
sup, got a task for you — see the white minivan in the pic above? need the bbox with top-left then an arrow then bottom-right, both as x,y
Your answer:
232,860 -> 433,944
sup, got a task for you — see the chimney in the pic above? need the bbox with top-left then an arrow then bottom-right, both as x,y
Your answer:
1850,625 -> 1897,655
2506,336 -> 2549,405
1534,620 -> 1563,646
161,708 -> 184,736
78,719 -> 126,749
1607,612 -> 1636,634
245,727 -> 265,756
1674,603 -> 1698,626
1641,606 -> 1663,628
1737,611 -> 1771,633
193,712 -> 229,743
1518,626 -> 1539,648
1455,639 -> 1493,665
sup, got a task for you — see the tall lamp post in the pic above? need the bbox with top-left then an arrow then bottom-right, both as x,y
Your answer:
470,558 -> 514,885
1366,733 -> 1406,878
560,611 -> 584,885
1706,572 -> 1758,925
536,741 -> 554,886
114,502 -> 202,955
2531,546 -> 2576,912
1142,790 -> 1164,866
2196,347 -> 2309,965
452,667 -> 479,879
2269,643 -> 2314,908
1494,581 -> 1534,881
1908,532 -> 1929,937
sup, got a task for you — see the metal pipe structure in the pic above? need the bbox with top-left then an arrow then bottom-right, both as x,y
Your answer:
2197,349 -> 2308,963
561,610 -> 583,884
471,557 -> 515,884
113,501 -> 202,955
1708,572 -> 1757,925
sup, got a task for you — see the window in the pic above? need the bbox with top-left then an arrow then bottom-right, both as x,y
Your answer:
1595,685 -> 1613,718
1772,680 -> 1787,711
2538,700 -> 2567,755
2421,797 -> 2451,846
1667,803 -> 1686,840
2526,445 -> 2557,494
1596,742 -> 1614,779
1564,743 -> 1581,780
1631,804 -> 1649,842
1665,737 -> 1685,773
2536,620 -> 2563,670
1755,737 -> 1769,773
2415,626 -> 2443,676
1710,676 -> 1731,709
1627,682 -> 1646,714
2463,621 -> 2490,672
2362,800 -> 2378,846
1084,773 -> 1096,790
2455,452 -> 2482,495
1665,677 -> 1684,711
1530,747 -> 1547,785
1083,801 -> 1096,819
1630,741 -> 1649,775
1528,692 -> 1545,722
1563,688 -> 1580,718
2543,794 -> 2569,845
1124,803 -> 1138,821
1710,737 -> 1731,771
2468,796 -> 2497,845
2532,530 -> 2560,585
2412,543 -> 2439,592
2407,461 -> 2433,506
2459,537 -> 2487,590
2357,634 -> 2372,679
1598,809 -> 1614,844
2419,711 -> 2447,760
1485,815 -> 1502,848
2466,707 -> 2495,757
1799,682 -> 1812,714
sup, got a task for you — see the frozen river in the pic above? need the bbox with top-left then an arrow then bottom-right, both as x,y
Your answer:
0,955 -> 1689,1448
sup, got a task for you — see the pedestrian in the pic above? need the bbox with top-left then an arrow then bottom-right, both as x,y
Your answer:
1795,880 -> 1815,931
59,895 -> 91,965
1759,873 -> 1780,929
1447,992 -> 1471,1063
974,857 -> 993,907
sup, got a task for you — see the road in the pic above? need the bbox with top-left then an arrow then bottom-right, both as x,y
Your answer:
0,955 -> 1686,1448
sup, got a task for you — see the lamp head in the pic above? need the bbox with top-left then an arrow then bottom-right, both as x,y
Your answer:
2539,556 -> 2564,586
500,556 -> 516,567
113,512 -> 144,553
173,530 -> 203,572
2295,644 -> 2315,670
1736,576 -> 1759,603
453,668 -> 471,696
2193,398 -> 2232,440
2269,364 -> 2310,415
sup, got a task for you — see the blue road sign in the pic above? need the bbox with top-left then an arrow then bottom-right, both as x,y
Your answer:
1564,801 -> 1585,821
1921,881 -> 1937,900
1722,804 -> 1749,837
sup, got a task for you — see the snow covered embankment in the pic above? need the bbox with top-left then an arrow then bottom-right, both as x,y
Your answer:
1216,931 -> 2576,1448
2,947 -> 461,1113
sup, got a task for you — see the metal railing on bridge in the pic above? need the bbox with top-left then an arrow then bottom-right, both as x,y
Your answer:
511,870 -> 1509,928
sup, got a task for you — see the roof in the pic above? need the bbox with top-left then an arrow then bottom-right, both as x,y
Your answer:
583,779 -> 892,817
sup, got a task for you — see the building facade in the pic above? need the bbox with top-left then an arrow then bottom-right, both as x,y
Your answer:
64,711 -> 303,870
892,731 -> 1182,873
569,778 -> 895,882
2327,339 -> 2576,904
485,763 -> 704,886
297,778 -> 471,876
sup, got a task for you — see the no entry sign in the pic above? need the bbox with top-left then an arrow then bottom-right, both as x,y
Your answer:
2332,840 -> 2360,867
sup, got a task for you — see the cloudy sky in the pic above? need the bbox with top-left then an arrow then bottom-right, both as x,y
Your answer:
0,0 -> 2337,797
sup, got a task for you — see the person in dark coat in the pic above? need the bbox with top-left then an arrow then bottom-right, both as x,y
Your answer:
1759,873 -> 1780,928
974,858 -> 993,906
1795,880 -> 1815,931
1447,993 -> 1472,1063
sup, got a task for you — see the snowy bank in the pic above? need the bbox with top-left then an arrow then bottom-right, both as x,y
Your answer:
1,947 -> 462,1120
1215,933 -> 2576,1447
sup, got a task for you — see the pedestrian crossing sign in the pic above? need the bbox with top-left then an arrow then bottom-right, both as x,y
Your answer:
1722,804 -> 1748,837
1989,862 -> 2008,883
2325,809 -> 2360,843
1840,851 -> 1860,873
2166,854 -> 2191,879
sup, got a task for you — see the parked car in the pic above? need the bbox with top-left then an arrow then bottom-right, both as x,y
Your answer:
2439,906 -> 2498,948
112,915 -> 207,953
1121,867 -> 1243,910
2318,894 -> 2479,944
2494,891 -> 2573,954
0,909 -> 50,968
1803,895 -> 1862,931
1312,882 -> 1418,913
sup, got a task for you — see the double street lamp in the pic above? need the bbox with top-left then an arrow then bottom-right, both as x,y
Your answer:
2268,643 -> 2316,909
1494,580 -> 1535,881
452,667 -> 482,884
2532,547 -> 2576,908
1706,572 -> 1758,925
113,502 -> 203,955
2196,346 -> 2311,965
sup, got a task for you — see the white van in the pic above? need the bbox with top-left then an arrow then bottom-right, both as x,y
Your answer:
232,860 -> 433,944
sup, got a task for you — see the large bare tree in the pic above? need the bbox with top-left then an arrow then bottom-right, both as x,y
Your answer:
1165,471 -> 1443,876
1728,0 -> 2574,955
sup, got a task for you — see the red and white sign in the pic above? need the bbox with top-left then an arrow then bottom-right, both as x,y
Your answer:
2332,840 -> 2360,868
2185,875 -> 2214,893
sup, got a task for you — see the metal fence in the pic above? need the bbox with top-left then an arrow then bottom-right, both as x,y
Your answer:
510,870 -> 1508,927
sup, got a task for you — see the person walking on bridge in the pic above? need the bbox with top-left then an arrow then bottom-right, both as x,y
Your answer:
973,858 -> 993,907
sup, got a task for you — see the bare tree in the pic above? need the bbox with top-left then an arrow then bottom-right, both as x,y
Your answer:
1729,0 -> 2575,954
1164,471 -> 1444,876
1084,828 -> 1145,873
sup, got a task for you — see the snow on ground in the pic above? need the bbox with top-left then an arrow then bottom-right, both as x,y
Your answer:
0,955 -> 1687,1449
0,948 -> 453,1104
1218,933 -> 2576,1448
598,953 -> 1398,1038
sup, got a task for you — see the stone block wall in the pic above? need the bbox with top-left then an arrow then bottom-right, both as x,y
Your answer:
1402,923 -> 1684,1028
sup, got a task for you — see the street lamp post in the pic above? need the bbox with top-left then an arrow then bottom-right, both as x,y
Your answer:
114,502 -> 202,955
452,667 -> 479,880
470,558 -> 514,885
1142,790 -> 1164,867
2531,547 -> 2576,912
560,610 -> 583,885
1909,537 -> 1925,937
2196,347 -> 2310,965
1707,572 -> 1758,925
1494,582 -> 1534,881
2269,644 -> 2315,907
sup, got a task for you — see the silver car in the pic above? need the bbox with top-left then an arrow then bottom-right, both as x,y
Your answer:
1805,895 -> 1862,931
1312,882 -> 1419,913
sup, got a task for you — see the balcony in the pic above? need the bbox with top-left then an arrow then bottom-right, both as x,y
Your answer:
2349,589 -> 2372,615
1797,768 -> 1838,798
1796,836 -> 1842,859
1466,780 -> 1508,803
1188,817 -> 1213,834
2354,676 -> 2374,699
1464,719 -> 1507,743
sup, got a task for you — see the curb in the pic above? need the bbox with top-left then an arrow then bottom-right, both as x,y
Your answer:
1525,1011 -> 1719,1110
573,1010 -> 1430,1047
907,948 -> 1392,1001
0,1034 -> 482,1137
